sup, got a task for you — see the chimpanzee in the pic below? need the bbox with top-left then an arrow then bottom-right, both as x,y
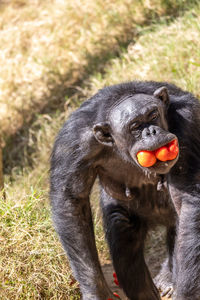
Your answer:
50,81 -> 200,300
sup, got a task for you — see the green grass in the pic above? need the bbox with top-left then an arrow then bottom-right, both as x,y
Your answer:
1,0 -> 200,299
0,185 -> 80,299
0,172 -> 108,299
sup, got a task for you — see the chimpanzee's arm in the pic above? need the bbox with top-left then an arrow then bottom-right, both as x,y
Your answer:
169,182 -> 200,300
50,118 -> 113,300
101,190 -> 161,300
168,96 -> 200,300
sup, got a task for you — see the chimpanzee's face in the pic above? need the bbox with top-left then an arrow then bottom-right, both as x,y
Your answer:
109,93 -> 178,174
93,87 -> 179,174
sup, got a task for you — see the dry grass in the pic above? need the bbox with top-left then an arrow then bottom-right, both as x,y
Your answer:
1,0 -> 200,299
83,5 -> 200,98
0,0 -> 197,141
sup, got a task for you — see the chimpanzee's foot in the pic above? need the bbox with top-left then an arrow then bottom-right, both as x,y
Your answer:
154,259 -> 174,298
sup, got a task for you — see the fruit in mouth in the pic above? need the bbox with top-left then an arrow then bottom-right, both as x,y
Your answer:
137,139 -> 179,167
136,150 -> 157,167
155,139 -> 179,161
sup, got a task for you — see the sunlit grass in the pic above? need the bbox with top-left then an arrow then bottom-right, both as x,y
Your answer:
1,0 -> 200,299
0,0 -> 197,140
0,184 -> 80,299
84,6 -> 200,97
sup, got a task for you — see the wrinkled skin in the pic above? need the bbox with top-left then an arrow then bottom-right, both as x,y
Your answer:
50,81 -> 200,300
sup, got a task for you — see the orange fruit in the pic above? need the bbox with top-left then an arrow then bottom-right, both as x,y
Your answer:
137,140 -> 178,166
137,151 -> 157,167
155,139 -> 179,161
168,140 -> 179,160
155,146 -> 169,161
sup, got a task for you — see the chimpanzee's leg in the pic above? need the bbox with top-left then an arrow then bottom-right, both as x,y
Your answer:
154,226 -> 176,298
101,189 -> 161,300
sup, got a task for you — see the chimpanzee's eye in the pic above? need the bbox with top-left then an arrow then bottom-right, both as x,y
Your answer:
130,122 -> 140,131
149,110 -> 159,121
151,114 -> 158,121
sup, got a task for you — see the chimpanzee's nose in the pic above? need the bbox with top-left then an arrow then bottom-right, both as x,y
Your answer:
142,126 -> 158,138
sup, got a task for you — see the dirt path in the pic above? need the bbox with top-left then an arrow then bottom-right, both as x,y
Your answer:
102,227 -> 172,300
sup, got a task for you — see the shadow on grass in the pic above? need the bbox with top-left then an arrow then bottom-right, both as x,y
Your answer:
3,0 -> 199,175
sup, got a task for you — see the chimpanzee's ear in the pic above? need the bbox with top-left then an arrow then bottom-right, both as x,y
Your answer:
93,122 -> 114,147
153,86 -> 169,106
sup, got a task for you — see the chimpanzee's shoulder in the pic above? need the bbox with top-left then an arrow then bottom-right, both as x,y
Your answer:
96,80 -> 187,96
69,81 -> 197,113
60,80 -> 200,134
103,80 -> 200,111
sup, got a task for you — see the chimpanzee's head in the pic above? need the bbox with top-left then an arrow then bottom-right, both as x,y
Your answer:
93,86 -> 179,174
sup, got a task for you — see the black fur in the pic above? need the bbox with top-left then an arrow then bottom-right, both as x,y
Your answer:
50,81 -> 200,300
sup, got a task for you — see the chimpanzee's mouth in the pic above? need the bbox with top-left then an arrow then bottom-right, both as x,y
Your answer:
149,138 -> 176,152
149,157 -> 179,174
136,139 -> 179,170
